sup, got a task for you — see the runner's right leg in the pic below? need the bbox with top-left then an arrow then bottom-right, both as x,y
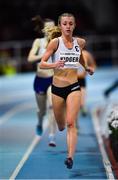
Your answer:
35,93 -> 46,135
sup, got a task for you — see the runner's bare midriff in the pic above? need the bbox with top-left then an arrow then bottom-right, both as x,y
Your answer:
37,68 -> 54,77
53,68 -> 78,87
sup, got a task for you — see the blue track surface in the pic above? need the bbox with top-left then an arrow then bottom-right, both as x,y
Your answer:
16,114 -> 106,179
0,68 -> 118,179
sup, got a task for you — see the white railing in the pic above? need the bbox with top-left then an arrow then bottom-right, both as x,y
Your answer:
0,35 -> 118,73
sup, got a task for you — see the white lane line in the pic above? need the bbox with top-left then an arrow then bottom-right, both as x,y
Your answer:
0,102 -> 35,126
9,135 -> 41,180
91,108 -> 115,180
9,116 -> 48,180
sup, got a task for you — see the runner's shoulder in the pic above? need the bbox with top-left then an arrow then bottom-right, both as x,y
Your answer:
76,37 -> 86,49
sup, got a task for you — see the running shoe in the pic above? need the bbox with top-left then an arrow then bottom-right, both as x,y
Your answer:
49,141 -> 56,147
48,134 -> 56,147
64,157 -> 73,169
36,125 -> 43,136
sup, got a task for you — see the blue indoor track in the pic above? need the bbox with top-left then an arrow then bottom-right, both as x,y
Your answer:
0,67 -> 118,180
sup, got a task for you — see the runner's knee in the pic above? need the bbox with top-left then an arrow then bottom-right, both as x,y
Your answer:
67,121 -> 75,128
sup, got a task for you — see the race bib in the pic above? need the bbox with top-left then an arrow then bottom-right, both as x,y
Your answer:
60,52 -> 80,68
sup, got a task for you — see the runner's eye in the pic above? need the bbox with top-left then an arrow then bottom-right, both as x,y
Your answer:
69,22 -> 74,26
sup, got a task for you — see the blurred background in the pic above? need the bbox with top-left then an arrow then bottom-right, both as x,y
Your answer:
0,1 -> 118,179
0,0 -> 118,75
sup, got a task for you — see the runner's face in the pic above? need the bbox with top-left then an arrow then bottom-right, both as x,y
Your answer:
59,16 -> 75,36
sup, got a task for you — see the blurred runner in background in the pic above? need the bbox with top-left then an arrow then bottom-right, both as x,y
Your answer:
27,15 -> 59,147
78,49 -> 96,116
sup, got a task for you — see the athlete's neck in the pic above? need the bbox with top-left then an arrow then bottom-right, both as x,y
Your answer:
61,35 -> 73,43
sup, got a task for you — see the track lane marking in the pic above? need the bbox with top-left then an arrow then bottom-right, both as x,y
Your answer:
0,102 -> 35,125
9,135 -> 41,180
